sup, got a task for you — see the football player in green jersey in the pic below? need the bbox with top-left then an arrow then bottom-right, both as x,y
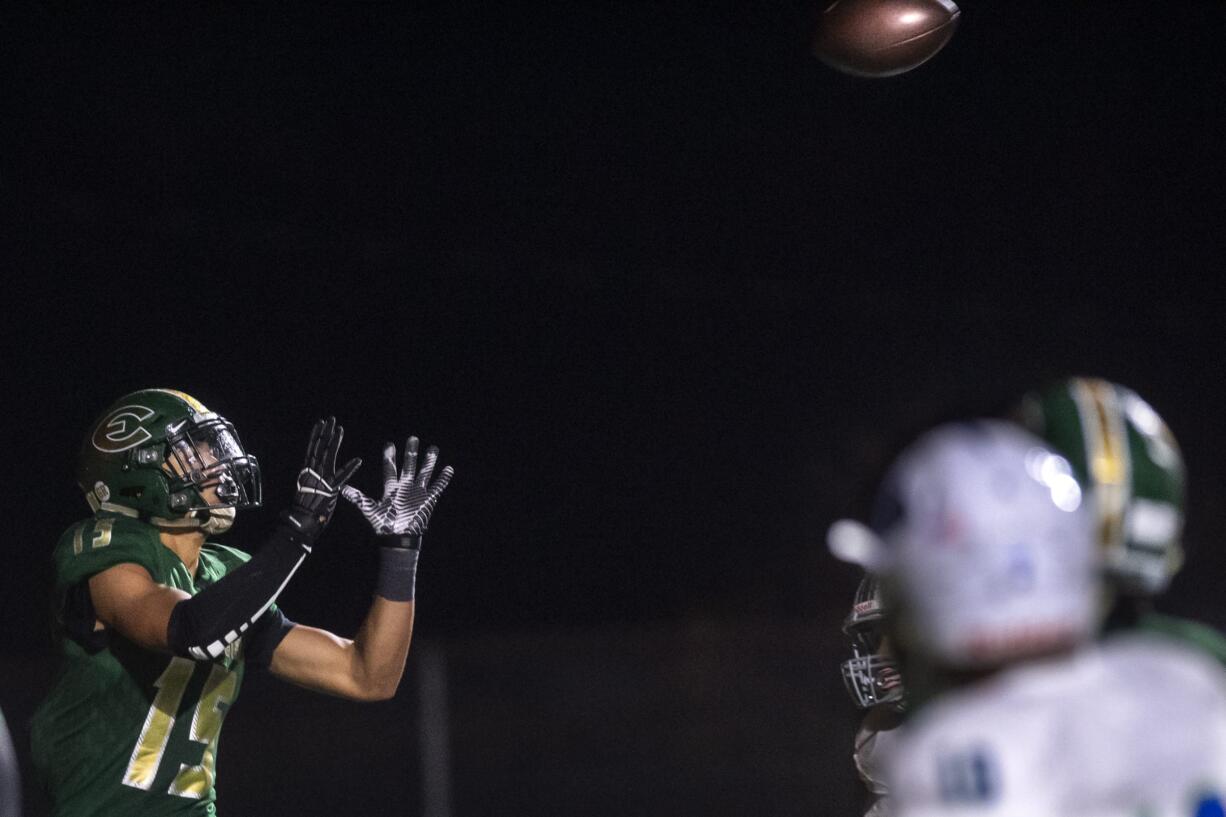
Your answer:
1016,376 -> 1226,661
31,389 -> 454,817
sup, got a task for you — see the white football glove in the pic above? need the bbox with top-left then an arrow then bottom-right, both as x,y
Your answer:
341,436 -> 453,549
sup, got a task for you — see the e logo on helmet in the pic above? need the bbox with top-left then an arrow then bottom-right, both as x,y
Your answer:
93,405 -> 157,453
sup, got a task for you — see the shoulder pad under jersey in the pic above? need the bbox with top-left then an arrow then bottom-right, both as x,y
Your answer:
52,514 -> 167,592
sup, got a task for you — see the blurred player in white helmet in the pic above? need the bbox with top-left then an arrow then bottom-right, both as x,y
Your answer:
829,419 -> 1226,816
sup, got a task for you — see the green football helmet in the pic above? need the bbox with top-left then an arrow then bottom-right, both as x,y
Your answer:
1016,377 -> 1185,596
76,389 -> 262,525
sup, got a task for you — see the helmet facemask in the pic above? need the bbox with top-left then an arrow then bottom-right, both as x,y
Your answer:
162,414 -> 262,515
841,637 -> 905,710
841,576 -> 906,710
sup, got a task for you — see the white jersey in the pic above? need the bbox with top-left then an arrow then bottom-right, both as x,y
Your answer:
884,636 -> 1226,817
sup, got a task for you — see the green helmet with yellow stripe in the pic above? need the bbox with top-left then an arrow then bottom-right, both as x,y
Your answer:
1016,377 -> 1185,596
76,389 -> 262,526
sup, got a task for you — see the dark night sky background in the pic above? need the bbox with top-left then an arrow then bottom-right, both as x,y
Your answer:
5,1 -> 1226,653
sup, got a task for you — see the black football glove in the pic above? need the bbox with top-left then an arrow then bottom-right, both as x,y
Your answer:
284,417 -> 362,538
341,436 -> 453,549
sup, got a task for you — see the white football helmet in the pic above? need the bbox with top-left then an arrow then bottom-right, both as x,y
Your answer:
832,420 -> 1100,669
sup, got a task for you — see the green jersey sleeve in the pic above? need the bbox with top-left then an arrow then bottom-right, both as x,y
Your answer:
199,542 -> 252,573
53,515 -> 169,593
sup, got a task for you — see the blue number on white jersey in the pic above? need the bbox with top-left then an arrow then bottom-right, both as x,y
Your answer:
1195,794 -> 1225,817
936,748 -> 998,803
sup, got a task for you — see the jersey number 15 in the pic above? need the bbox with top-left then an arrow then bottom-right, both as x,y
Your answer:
122,657 -> 237,799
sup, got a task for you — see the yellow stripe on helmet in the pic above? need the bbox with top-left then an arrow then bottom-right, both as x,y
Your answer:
1072,378 -> 1131,549
151,389 -> 210,414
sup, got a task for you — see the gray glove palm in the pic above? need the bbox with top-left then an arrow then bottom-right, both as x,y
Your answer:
341,436 -> 453,549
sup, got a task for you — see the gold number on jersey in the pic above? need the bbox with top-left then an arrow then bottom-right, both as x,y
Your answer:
92,519 -> 113,549
168,663 -> 238,798
122,657 -> 194,790
72,519 -> 113,555
121,658 -> 239,798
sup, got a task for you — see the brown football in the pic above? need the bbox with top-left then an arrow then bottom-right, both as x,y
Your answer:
813,0 -> 960,78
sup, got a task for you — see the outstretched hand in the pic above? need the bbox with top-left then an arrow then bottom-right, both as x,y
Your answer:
342,436 -> 454,548
290,417 -> 362,529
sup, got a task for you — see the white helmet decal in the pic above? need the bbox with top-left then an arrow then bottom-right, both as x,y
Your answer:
91,405 -> 156,453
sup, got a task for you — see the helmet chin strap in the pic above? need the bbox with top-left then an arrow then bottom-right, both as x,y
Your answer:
199,507 -> 236,534
151,506 -> 237,535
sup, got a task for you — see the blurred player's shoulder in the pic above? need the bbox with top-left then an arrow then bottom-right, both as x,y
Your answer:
1099,629 -> 1226,715
1091,632 -> 1226,811
888,641 -> 1226,815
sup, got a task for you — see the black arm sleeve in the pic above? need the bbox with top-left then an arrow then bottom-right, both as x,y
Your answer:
166,511 -> 318,661
242,607 -> 297,668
